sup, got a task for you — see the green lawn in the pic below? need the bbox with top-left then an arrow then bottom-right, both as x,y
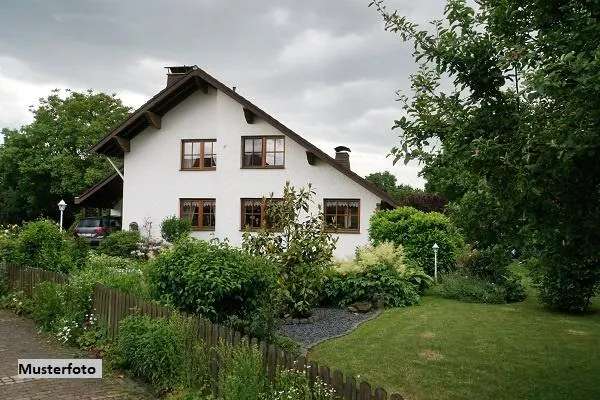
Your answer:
309,292 -> 600,400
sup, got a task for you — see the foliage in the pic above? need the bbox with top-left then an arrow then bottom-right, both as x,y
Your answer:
148,238 -> 279,338
12,219 -> 88,273
115,314 -> 186,391
322,243 -> 429,308
429,272 -> 508,304
370,0 -> 600,311
30,281 -> 65,330
242,183 -> 337,317
400,193 -> 447,213
75,313 -> 108,353
161,215 -> 192,243
0,90 -> 130,224
366,171 -> 447,212
0,290 -> 32,315
217,343 -> 267,400
70,253 -> 149,299
458,246 -> 527,303
98,230 -> 141,258
369,207 -> 465,275
535,258 -> 599,313
270,369 -> 338,400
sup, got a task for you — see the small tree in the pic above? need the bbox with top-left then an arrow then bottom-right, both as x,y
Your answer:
242,183 -> 337,317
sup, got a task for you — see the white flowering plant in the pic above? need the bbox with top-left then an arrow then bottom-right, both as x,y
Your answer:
269,368 -> 340,400
0,224 -> 20,238
131,218 -> 170,260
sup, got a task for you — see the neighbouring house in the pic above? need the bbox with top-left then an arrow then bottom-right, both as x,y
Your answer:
75,66 -> 397,258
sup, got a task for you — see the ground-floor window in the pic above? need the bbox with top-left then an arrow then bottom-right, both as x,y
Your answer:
180,198 -> 216,230
240,198 -> 282,230
323,199 -> 360,233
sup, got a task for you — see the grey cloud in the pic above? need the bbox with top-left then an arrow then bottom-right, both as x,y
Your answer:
0,0 -> 447,187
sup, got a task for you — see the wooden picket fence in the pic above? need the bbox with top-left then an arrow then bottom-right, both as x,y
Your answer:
2,263 -> 404,400
4,263 -> 68,295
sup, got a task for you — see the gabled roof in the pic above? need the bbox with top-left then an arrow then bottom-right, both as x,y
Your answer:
91,67 -> 398,207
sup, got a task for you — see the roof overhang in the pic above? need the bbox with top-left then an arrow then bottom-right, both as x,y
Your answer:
74,173 -> 123,208
90,67 -> 398,207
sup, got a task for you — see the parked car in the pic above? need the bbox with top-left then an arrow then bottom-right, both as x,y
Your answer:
74,217 -> 121,245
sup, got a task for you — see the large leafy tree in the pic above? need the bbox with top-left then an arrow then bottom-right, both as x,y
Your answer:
366,171 -> 422,201
371,0 -> 600,311
0,89 -> 129,223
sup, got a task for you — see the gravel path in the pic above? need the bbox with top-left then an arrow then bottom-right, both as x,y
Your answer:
279,308 -> 381,350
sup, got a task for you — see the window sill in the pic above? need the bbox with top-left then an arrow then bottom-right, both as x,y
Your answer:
240,228 -> 282,233
191,227 -> 216,232
180,167 -> 217,171
240,166 -> 285,170
324,229 -> 361,234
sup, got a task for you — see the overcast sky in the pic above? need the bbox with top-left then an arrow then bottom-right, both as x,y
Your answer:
0,0 -> 447,188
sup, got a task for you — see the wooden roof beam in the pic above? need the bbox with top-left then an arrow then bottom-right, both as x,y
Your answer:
145,111 -> 162,129
115,136 -> 130,153
306,151 -> 317,165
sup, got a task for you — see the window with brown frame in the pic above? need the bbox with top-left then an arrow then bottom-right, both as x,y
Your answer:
180,199 -> 216,230
323,199 -> 360,233
181,139 -> 217,170
242,136 -> 285,168
240,198 -> 282,230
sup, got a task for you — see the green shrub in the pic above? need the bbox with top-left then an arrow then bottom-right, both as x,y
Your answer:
459,247 -> 527,303
148,238 -> 278,338
369,207 -> 465,276
98,230 -> 140,258
429,272 -> 508,303
13,220 -> 88,273
535,257 -> 600,313
323,264 -> 422,308
0,234 -> 19,264
322,243 -> 429,308
115,314 -> 186,391
161,216 -> 191,243
217,343 -> 267,400
30,281 -> 65,330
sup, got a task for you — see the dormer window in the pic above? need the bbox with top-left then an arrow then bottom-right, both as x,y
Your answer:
242,136 -> 285,168
181,139 -> 216,170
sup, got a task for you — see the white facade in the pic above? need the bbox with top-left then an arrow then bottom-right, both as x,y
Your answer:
122,86 -> 385,258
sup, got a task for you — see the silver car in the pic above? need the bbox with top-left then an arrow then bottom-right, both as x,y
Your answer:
74,217 -> 121,245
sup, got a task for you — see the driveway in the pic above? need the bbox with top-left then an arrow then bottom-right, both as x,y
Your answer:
0,309 -> 153,400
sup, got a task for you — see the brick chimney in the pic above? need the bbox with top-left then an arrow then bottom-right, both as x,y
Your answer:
165,65 -> 197,86
334,146 -> 351,169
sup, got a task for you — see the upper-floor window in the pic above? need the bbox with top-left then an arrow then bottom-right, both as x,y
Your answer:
241,198 -> 282,230
181,139 -> 216,170
242,136 -> 285,168
180,198 -> 216,230
323,199 -> 360,233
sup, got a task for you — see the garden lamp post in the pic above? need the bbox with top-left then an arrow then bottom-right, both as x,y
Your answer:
432,243 -> 439,282
58,199 -> 67,232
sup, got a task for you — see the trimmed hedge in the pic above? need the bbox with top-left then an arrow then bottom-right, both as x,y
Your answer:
369,207 -> 465,276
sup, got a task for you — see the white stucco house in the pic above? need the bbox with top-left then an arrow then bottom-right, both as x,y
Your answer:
75,66 -> 397,258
